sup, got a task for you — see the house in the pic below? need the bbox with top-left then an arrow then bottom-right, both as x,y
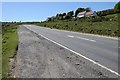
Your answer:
77,11 -> 86,18
85,11 -> 97,17
77,11 -> 97,18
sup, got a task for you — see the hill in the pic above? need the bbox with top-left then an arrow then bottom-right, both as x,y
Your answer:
33,13 -> 119,37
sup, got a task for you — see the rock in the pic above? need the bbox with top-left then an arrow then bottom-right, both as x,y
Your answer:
50,58 -> 54,61
75,63 -> 80,65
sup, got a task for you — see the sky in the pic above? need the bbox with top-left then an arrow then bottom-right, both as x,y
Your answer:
1,0 -> 119,2
1,2 -> 117,22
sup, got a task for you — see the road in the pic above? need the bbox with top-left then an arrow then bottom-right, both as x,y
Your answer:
10,25 -> 119,78
24,25 -> 118,73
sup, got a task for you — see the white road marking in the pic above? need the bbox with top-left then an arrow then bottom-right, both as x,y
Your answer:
67,35 -> 96,42
32,25 -> 118,40
67,35 -> 74,38
26,25 -> 118,40
76,36 -> 96,42
26,26 -> 120,76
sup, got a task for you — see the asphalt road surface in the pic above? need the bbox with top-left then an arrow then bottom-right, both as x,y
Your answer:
25,25 -> 118,73
11,25 -> 119,78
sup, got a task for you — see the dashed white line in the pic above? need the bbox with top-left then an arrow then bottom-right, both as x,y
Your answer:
67,35 -> 74,38
67,35 -> 96,42
26,26 -> 120,76
76,36 -> 96,42
32,25 -> 118,40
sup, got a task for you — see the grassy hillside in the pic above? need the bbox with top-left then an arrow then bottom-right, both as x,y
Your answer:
0,34 -> 2,79
35,13 -> 119,37
2,24 -> 19,78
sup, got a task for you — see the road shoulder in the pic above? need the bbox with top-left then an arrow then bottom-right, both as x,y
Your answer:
10,26 -> 118,78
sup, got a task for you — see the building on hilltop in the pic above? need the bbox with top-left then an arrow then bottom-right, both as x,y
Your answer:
85,11 -> 97,17
77,11 -> 97,18
77,11 -> 86,18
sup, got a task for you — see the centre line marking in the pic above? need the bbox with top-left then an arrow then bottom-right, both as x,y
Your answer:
67,35 -> 96,42
26,26 -> 119,76
76,37 -> 96,42
67,35 -> 74,38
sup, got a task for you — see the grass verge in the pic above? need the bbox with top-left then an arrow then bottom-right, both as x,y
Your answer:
35,13 -> 119,37
2,24 -> 18,78
0,34 -> 2,79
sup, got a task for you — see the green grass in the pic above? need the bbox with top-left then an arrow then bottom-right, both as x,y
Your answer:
2,24 -> 18,78
0,34 -> 2,79
36,13 -> 119,37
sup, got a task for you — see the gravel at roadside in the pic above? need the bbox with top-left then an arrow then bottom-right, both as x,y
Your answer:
10,26 -> 118,78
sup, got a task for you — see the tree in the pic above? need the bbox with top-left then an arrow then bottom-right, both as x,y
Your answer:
58,14 -> 64,20
65,15 -> 71,19
96,9 -> 115,16
56,14 -> 59,17
75,8 -> 86,17
85,7 -> 91,12
62,13 -> 66,16
114,1 -> 120,13
47,17 -> 52,22
59,14 -> 63,17
55,13 -> 63,20
65,11 -> 74,19
67,11 -> 74,17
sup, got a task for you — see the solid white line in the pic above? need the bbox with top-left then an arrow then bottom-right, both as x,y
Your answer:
26,26 -> 120,76
38,33 -> 120,76
76,36 -> 96,42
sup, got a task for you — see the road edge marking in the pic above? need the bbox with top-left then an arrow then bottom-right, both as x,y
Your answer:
26,26 -> 120,76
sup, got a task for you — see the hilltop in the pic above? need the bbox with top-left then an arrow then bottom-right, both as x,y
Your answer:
32,2 -> 120,37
